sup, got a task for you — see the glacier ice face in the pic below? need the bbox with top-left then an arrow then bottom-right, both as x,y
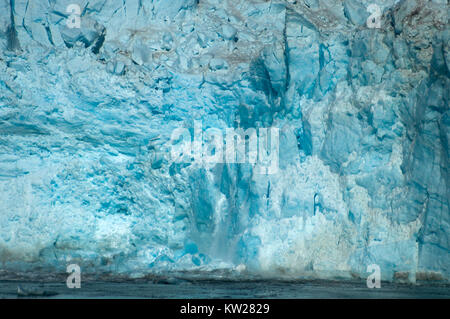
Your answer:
0,0 -> 448,281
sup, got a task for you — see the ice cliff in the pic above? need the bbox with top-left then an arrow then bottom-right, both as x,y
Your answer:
0,0 -> 448,282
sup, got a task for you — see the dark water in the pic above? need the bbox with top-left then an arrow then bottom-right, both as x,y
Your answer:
1,280 -> 449,299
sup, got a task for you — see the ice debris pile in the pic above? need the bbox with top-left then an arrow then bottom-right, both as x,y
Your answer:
0,0 -> 448,282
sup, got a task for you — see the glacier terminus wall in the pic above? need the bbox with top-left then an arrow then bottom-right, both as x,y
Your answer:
0,0 -> 448,282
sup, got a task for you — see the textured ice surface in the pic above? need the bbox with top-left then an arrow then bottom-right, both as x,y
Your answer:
0,0 -> 448,282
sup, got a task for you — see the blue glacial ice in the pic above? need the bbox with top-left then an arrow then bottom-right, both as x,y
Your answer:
0,0 -> 448,282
